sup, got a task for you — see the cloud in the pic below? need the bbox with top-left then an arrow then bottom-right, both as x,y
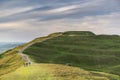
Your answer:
28,12 -> 120,35
0,7 -> 37,18
45,5 -> 78,13
0,0 -> 119,42
0,0 -> 119,23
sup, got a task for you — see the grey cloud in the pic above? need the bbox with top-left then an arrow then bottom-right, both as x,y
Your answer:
0,0 -> 119,42
0,0 -> 119,23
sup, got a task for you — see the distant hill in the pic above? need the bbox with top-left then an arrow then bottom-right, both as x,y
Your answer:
23,31 -> 120,76
0,42 -> 23,54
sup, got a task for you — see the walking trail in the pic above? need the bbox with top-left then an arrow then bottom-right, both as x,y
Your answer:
18,34 -> 62,64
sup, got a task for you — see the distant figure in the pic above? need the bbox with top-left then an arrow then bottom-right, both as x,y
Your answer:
24,62 -> 31,67
22,55 -> 31,67
28,61 -> 31,65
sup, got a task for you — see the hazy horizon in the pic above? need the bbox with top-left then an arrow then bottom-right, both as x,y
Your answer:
0,31 -> 120,43
0,0 -> 120,42
0,42 -> 23,54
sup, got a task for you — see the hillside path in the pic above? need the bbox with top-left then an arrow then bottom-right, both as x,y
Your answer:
18,34 -> 62,64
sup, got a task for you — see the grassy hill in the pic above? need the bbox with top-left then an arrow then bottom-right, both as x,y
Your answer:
0,31 -> 120,80
23,31 -> 120,76
0,32 -> 62,76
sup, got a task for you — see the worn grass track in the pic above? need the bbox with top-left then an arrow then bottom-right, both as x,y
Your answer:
1,64 -> 119,80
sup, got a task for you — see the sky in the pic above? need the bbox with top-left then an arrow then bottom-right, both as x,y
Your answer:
0,0 -> 120,42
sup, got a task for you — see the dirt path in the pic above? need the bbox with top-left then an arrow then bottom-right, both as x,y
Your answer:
18,34 -> 62,64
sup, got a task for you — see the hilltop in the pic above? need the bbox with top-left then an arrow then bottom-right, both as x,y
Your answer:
23,31 -> 120,75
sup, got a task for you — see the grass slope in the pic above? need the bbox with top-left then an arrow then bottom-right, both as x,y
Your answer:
0,48 -> 23,76
1,64 -> 119,80
23,31 -> 120,76
0,32 -> 62,76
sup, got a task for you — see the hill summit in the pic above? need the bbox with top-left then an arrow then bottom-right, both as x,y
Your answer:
63,31 -> 95,36
23,31 -> 120,76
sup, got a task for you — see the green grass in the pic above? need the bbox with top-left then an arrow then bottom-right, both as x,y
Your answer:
1,63 -> 119,80
0,48 -> 23,76
0,64 -> 53,80
23,31 -> 120,76
63,31 -> 95,36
